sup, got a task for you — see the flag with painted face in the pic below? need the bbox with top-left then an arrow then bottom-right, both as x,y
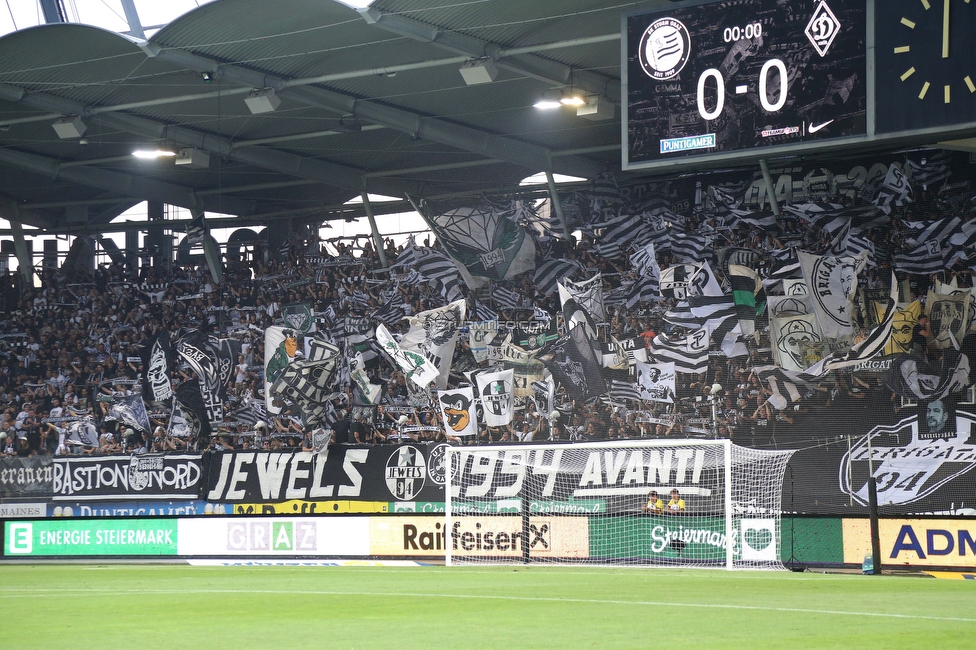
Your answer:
437,386 -> 478,437
398,299 -> 466,389
635,361 -> 675,403
475,368 -> 515,427
798,250 -> 867,339
883,301 -> 923,355
264,326 -> 302,415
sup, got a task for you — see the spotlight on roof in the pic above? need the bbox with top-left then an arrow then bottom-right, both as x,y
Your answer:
560,89 -> 587,107
459,58 -> 498,85
132,144 -> 177,159
533,89 -> 562,110
52,115 -> 87,139
201,71 -> 213,83
244,87 -> 281,114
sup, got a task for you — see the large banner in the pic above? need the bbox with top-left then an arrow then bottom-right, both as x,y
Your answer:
0,456 -> 53,498
51,454 -> 203,501
203,444 -> 450,503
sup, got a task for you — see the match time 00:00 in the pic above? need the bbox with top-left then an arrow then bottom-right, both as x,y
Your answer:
723,22 -> 762,42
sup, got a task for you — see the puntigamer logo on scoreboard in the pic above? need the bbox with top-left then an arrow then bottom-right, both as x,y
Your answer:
660,133 -> 716,154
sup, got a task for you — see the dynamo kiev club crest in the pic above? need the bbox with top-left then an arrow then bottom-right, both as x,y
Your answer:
639,17 -> 691,81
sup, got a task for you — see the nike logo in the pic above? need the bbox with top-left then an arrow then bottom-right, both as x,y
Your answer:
808,120 -> 834,134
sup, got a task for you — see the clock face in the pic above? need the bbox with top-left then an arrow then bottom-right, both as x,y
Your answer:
876,0 -> 976,133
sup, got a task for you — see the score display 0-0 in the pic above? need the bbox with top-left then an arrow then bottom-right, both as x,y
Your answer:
624,0 -> 867,168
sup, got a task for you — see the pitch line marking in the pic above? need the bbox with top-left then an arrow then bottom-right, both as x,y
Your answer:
1,588 -> 975,623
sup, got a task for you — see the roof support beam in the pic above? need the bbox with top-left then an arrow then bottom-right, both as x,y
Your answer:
0,146 -> 257,217
150,48 -> 605,179
0,82 -> 424,199
358,9 -> 620,103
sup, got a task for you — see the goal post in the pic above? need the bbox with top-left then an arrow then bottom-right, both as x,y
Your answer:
445,440 -> 795,570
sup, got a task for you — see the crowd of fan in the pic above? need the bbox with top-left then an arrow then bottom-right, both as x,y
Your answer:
0,183 -> 973,458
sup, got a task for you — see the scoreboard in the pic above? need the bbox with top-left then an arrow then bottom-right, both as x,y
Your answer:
623,0 -> 976,171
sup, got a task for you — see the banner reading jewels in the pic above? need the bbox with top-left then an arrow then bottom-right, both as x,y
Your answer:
202,443 -> 450,503
0,456 -> 54,498
52,454 -> 203,501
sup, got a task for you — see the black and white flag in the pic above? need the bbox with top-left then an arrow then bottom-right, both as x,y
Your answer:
649,329 -> 709,374
534,258 -> 585,297
139,331 -> 172,402
873,163 -> 914,214
539,325 -> 608,401
107,394 -> 152,434
558,274 -> 605,322
798,250 -> 867,339
399,299 -> 466,390
635,361 -> 675,403
176,331 -> 223,424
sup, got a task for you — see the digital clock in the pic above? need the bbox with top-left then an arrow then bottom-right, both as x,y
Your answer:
624,0 -> 867,168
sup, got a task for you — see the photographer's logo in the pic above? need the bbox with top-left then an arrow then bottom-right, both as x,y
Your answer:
639,18 -> 691,81
9,523 -> 32,554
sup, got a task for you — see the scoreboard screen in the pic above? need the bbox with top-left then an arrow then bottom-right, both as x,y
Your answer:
624,0 -> 867,169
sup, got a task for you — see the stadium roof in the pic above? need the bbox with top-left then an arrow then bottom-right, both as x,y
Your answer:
0,0 -> 646,234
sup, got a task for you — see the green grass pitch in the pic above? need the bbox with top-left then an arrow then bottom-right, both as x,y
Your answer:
0,564 -> 972,648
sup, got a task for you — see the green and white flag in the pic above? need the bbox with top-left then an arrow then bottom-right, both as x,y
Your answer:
420,200 -> 535,289
281,303 -> 316,334
376,324 -> 440,388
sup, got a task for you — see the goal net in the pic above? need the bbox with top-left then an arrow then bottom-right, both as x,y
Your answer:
445,440 -> 795,569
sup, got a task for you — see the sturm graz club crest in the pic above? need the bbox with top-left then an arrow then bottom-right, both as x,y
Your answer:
840,408 -> 976,507
385,445 -> 428,500
638,17 -> 691,81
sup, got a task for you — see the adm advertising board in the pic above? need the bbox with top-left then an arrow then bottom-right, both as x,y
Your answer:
843,518 -> 976,568
624,0 -> 866,169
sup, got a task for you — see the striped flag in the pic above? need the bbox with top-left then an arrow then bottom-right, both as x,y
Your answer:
907,151 -> 951,189
689,295 -> 738,344
471,300 -> 498,322
649,329 -> 709,374
607,379 -> 643,404
893,217 -> 962,275
728,265 -> 765,337
491,285 -> 523,310
370,300 -> 407,329
390,237 -> 464,301
660,264 -> 698,299
534,258 -> 584,297
670,231 -> 709,263
752,366 -> 809,410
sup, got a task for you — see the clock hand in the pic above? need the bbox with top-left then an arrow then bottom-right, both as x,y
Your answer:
943,0 -> 950,59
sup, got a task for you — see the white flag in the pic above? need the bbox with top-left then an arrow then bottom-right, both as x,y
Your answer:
437,386 -> 478,438
399,299 -> 466,389
475,368 -> 515,427
635,361 -> 675,403
798,250 -> 867,339
376,324 -> 440,388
